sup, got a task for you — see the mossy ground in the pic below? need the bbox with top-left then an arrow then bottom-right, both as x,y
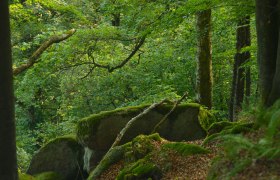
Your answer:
162,142 -> 209,156
91,133 -> 210,179
34,172 -> 64,180
19,171 -> 63,180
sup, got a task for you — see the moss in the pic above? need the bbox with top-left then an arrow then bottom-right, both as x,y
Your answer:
45,134 -> 76,145
88,143 -> 131,180
198,106 -> 217,131
76,105 -> 149,146
207,121 -> 235,135
155,103 -> 200,114
88,134 -> 163,179
34,172 -> 63,180
39,135 -> 81,153
27,135 -> 84,180
19,172 -> 35,180
203,122 -> 254,145
117,158 -> 162,180
131,133 -> 163,160
162,142 -> 209,156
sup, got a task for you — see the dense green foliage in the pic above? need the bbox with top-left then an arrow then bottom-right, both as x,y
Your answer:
10,0 -> 263,175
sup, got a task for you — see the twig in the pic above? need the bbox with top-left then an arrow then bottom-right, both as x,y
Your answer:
110,99 -> 167,149
152,91 -> 188,133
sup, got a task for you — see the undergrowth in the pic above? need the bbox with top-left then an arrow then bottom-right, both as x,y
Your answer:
207,100 -> 280,179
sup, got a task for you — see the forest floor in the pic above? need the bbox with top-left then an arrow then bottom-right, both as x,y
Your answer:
97,129 -> 280,180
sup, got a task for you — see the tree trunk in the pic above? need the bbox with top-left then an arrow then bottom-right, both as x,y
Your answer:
229,57 -> 238,121
196,9 -> 213,109
256,0 -> 279,107
245,65 -> 251,105
0,0 -> 18,179
229,17 -> 251,121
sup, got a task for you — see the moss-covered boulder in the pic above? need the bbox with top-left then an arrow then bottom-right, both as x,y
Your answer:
88,134 -> 163,180
27,136 -> 86,180
77,103 -> 208,152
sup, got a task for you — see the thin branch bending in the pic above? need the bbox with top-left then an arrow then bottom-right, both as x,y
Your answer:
13,29 -> 76,76
152,91 -> 189,133
87,36 -> 146,73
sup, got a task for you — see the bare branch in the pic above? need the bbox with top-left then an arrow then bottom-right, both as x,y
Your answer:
13,29 -> 76,76
152,91 -> 189,133
87,36 -> 146,73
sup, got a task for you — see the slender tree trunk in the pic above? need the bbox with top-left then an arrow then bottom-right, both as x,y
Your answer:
229,17 -> 251,121
196,9 -> 213,109
245,65 -> 251,105
256,0 -> 279,107
0,0 -> 18,179
229,58 -> 238,121
267,3 -> 280,105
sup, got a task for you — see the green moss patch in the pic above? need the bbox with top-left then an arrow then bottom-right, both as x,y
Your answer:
198,106 -> 217,131
117,158 -> 162,180
34,172 -> 63,180
27,135 -> 84,180
162,142 -> 209,156
207,121 -> 236,135
88,143 -> 131,180
76,105 -> 148,147
19,172 -> 35,180
203,122 -> 254,145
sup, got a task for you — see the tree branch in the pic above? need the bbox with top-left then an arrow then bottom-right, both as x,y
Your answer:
110,99 -> 167,149
152,91 -> 189,133
87,36 -> 146,73
13,29 -> 76,76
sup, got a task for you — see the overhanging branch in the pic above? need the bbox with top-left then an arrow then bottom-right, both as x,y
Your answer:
13,29 -> 76,76
87,36 -> 146,73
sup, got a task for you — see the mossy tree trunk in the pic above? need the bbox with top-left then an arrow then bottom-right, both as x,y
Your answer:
256,0 -> 280,107
196,9 -> 213,109
0,0 -> 18,179
229,16 -> 251,121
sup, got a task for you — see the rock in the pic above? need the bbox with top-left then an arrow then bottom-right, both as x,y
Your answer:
88,134 -> 163,180
77,103 -> 208,152
27,135 -> 86,180
77,103 -> 210,173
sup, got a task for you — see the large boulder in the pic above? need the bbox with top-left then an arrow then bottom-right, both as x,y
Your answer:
27,136 -> 86,180
77,103 -> 209,152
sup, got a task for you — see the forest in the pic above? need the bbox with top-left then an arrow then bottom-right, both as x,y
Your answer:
1,0 -> 280,179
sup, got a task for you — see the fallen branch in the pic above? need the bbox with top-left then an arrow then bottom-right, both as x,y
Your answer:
110,98 -> 167,149
13,29 -> 76,76
152,91 -> 189,133
89,99 -> 167,180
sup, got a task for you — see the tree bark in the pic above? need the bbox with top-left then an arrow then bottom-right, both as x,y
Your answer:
13,29 -> 76,76
267,4 -> 280,105
256,0 -> 279,107
229,17 -> 251,121
0,0 -> 18,179
196,9 -> 213,109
